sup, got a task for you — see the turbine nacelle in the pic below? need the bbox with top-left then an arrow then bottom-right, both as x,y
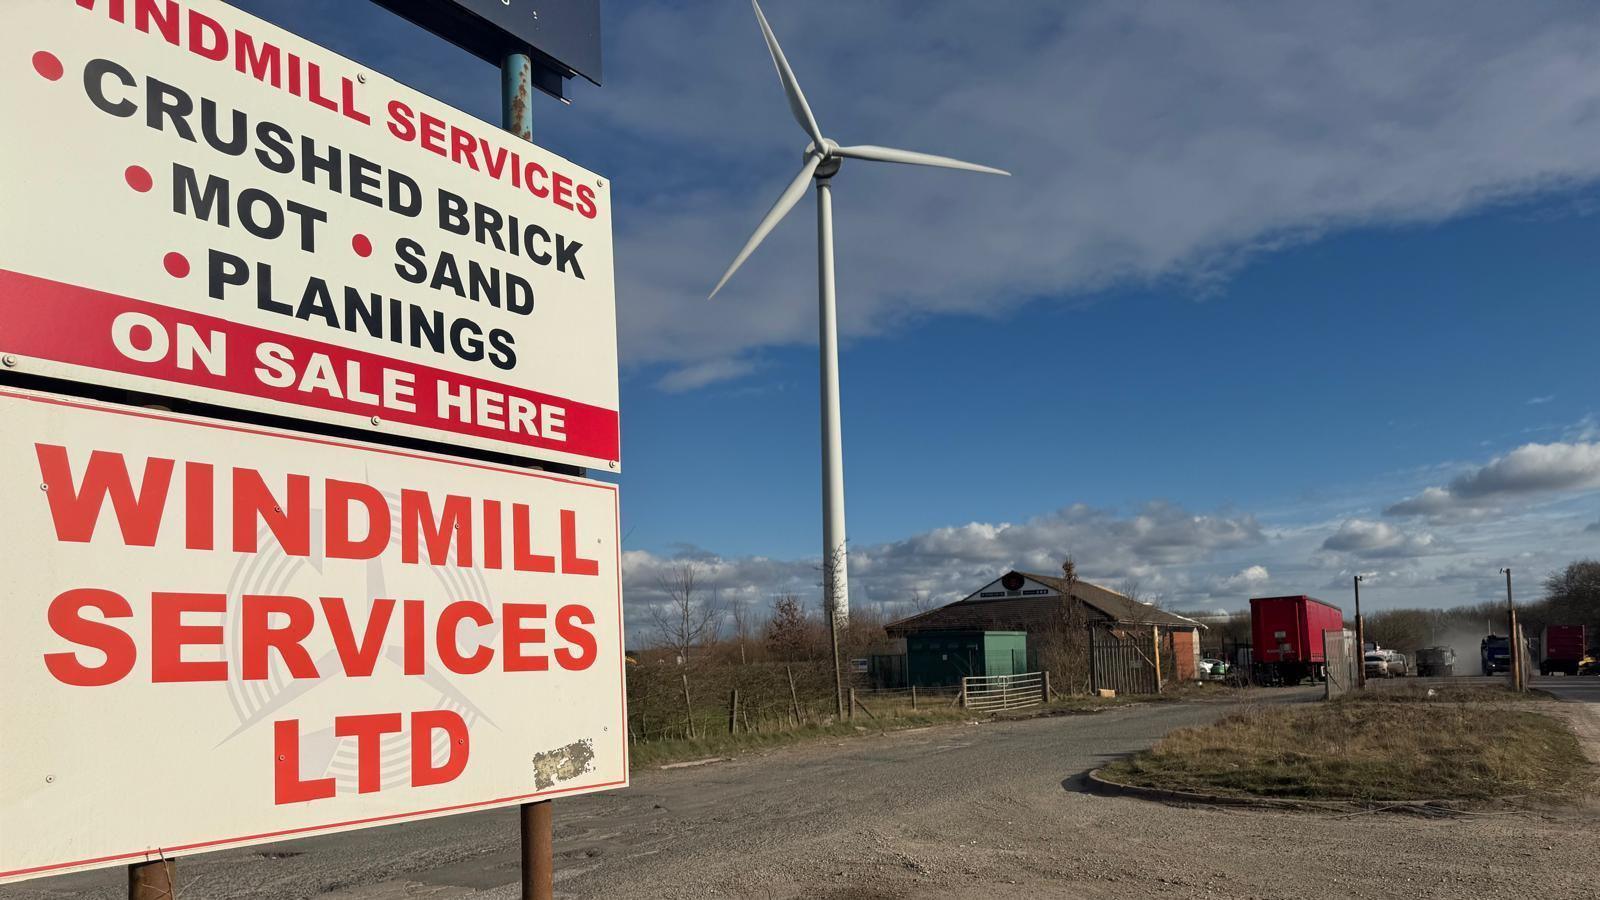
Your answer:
707,0 -> 1010,301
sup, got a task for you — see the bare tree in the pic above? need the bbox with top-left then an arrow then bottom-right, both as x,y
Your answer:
647,562 -> 724,662
764,593 -> 810,660
729,595 -> 753,664
907,588 -> 936,615
1036,557 -> 1092,694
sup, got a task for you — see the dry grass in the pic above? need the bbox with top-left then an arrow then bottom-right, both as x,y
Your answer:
1103,687 -> 1591,802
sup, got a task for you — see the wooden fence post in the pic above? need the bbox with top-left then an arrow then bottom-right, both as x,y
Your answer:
728,689 -> 740,734
847,687 -> 856,720
1043,670 -> 1052,702
786,665 -> 802,725
1152,625 -> 1163,693
910,685 -> 918,711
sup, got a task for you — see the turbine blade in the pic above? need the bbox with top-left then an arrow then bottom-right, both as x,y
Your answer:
709,154 -> 823,299
833,144 -> 1011,176
751,0 -> 827,150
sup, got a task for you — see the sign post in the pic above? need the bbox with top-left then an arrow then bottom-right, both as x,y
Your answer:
502,39 -> 552,900
0,2 -> 624,892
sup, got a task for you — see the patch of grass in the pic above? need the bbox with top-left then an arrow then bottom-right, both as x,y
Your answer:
1351,682 -> 1543,704
629,708 -> 974,770
1102,693 -> 1590,802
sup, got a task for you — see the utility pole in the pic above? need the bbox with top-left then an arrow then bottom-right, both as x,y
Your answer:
1353,575 -> 1365,689
504,49 -> 553,900
1501,568 -> 1521,691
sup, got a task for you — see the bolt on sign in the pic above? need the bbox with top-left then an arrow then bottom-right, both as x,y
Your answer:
0,0 -> 620,471
0,388 -> 626,882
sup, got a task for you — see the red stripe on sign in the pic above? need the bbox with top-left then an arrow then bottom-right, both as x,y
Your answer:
0,269 -> 619,463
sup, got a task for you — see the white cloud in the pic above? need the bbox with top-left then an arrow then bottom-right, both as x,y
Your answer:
582,1 -> 1600,386
654,358 -> 759,392
1528,395 -> 1556,405
1214,564 -> 1272,593
1386,442 -> 1600,518
1321,519 -> 1441,559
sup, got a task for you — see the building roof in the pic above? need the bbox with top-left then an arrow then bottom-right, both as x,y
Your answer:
885,570 -> 1202,636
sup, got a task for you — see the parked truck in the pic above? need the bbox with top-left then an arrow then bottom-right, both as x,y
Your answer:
1481,635 -> 1511,676
1540,625 -> 1586,676
1250,595 -> 1345,685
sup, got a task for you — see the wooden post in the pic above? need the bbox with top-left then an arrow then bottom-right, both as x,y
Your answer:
910,685 -> 918,711
848,687 -> 856,720
1152,625 -> 1163,693
1509,610 -> 1523,691
129,858 -> 175,900
681,673 -> 695,740
786,665 -> 802,725
520,800 -> 552,900
1043,670 -> 1053,702
728,688 -> 740,734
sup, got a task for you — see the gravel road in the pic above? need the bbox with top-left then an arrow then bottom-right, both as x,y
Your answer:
7,686 -> 1597,899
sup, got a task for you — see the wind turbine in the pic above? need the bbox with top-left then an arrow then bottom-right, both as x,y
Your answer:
709,0 -> 1009,624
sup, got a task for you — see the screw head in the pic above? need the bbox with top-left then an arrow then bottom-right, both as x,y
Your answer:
609,460 -> 618,470
357,73 -> 367,84
370,415 -> 382,426
39,483 -> 48,491
45,775 -> 54,784
2,355 -> 16,367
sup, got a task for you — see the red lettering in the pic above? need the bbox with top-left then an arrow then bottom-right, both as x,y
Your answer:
44,588 -> 136,687
185,461 -> 214,550
387,99 -> 417,141
450,126 -> 480,170
335,712 -> 404,794
36,444 -> 173,546
551,171 -> 574,210
133,0 -> 179,43
503,603 -> 549,672
151,591 -> 227,682
187,10 -> 228,61
419,113 -> 446,156
554,605 -> 598,671
410,710 -> 469,787
232,469 -> 310,556
524,161 -> 549,198
560,509 -> 600,576
512,503 -> 554,573
576,183 -> 598,219
242,595 -> 319,680
437,600 -> 494,674
323,597 -> 394,677
326,479 -> 389,559
274,719 -> 336,804
234,31 -> 280,86
401,490 -> 472,566
403,599 -> 426,675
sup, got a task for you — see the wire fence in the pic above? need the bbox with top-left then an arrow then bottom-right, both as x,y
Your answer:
625,659 -> 963,744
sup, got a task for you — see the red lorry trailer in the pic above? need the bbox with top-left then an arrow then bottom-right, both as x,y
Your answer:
1250,595 -> 1345,685
1540,625 -> 1586,676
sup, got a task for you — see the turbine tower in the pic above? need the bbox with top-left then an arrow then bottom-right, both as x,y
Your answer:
710,0 -> 1009,623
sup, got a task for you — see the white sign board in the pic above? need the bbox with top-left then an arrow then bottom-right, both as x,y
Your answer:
0,0 -> 620,470
0,388 -> 626,882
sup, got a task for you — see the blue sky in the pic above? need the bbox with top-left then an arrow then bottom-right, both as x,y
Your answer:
232,0 -> 1600,623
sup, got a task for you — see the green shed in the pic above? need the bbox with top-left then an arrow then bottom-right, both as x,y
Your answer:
905,630 -> 1028,687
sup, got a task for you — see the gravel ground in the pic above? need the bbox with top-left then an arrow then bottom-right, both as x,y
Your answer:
7,686 -> 1596,900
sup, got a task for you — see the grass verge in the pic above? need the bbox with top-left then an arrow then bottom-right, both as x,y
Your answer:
629,707 -> 974,769
1101,685 -> 1590,803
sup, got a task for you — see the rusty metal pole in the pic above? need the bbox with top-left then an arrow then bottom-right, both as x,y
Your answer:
129,858 -> 175,899
504,50 -> 552,900
520,801 -> 552,900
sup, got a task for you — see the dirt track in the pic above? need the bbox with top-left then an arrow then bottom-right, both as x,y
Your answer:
7,687 -> 1597,899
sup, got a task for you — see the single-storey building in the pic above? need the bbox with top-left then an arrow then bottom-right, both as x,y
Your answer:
885,570 -> 1204,686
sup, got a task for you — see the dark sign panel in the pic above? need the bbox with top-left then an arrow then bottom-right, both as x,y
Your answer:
372,0 -> 602,92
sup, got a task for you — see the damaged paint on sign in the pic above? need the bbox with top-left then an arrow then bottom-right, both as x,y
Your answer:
531,739 -> 596,790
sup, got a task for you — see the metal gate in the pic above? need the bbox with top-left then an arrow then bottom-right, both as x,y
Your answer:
962,672 -> 1044,711
1088,626 -> 1160,695
1324,628 -> 1358,699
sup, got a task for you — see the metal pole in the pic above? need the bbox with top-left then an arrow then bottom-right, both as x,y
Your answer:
1502,568 -> 1520,689
129,858 -> 175,900
520,801 -> 552,900
503,52 -> 550,900
816,177 -> 849,624
1355,583 -> 1366,689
